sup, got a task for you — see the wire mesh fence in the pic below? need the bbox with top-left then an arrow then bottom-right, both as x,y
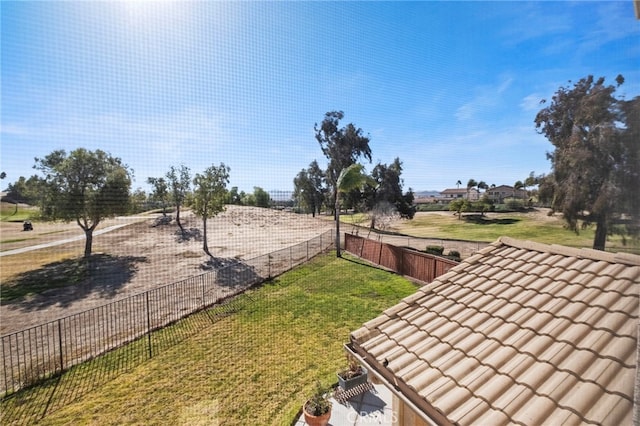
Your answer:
1,229 -> 334,397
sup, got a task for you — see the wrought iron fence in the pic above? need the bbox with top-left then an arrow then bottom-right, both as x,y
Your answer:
1,230 -> 334,397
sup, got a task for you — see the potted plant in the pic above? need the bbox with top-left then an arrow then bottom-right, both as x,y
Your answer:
337,354 -> 368,391
303,381 -> 332,426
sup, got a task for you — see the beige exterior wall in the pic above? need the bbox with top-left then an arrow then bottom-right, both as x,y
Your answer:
392,395 -> 431,426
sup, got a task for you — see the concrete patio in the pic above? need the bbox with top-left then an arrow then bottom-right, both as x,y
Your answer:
294,383 -> 394,426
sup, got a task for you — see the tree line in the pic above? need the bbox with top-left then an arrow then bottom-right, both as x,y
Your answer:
293,111 -> 416,224
2,74 -> 639,254
2,150 -> 233,259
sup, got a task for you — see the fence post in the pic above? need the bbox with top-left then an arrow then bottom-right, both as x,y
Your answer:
306,241 -> 309,260
202,275 -> 206,307
290,247 -> 293,270
146,293 -> 152,359
57,319 -> 64,371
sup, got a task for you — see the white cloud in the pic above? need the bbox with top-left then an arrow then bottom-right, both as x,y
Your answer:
455,76 -> 514,122
520,93 -> 544,112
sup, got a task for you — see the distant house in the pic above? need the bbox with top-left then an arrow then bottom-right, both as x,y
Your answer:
485,185 -> 527,203
437,188 -> 479,202
347,237 -> 639,425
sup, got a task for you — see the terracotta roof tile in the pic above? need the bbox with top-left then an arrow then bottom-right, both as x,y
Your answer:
350,238 -> 640,425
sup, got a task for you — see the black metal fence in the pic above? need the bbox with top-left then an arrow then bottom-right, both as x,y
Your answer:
1,230 -> 334,397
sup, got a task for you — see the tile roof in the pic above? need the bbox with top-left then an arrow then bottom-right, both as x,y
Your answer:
350,237 -> 640,426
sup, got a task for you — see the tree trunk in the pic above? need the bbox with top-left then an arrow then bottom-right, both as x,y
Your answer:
84,229 -> 93,258
176,204 -> 185,234
202,217 -> 213,257
335,196 -> 341,258
593,215 -> 607,251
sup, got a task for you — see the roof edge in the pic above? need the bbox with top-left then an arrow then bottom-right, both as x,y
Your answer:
345,342 -> 452,426
497,236 -> 640,266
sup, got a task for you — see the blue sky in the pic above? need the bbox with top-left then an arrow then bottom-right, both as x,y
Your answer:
2,1 -> 639,195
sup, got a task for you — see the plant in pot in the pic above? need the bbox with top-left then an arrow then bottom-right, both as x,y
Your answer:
303,381 -> 332,426
337,354 -> 368,391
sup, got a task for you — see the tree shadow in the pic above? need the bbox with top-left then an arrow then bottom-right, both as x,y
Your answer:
3,254 -> 147,311
175,227 -> 202,242
463,214 -> 520,225
201,257 -> 263,289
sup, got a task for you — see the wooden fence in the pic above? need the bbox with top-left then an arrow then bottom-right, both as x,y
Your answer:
345,233 -> 459,283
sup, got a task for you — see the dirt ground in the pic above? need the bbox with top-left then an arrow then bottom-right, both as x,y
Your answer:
0,206 -> 334,334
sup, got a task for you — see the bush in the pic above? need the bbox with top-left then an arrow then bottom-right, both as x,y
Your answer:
416,203 -> 449,212
447,250 -> 461,260
425,245 -> 444,255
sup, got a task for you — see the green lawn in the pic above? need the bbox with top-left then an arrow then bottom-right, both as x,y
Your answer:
1,252 -> 417,425
0,202 -> 37,222
341,209 -> 639,253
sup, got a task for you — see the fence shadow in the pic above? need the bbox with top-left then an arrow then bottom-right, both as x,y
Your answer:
204,257 -> 263,289
0,301 -> 243,426
5,254 -> 148,311
1,229 -> 334,402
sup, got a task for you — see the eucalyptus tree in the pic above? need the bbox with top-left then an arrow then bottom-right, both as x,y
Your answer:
535,74 -> 639,250
34,148 -> 131,258
192,163 -> 230,257
315,111 -> 372,216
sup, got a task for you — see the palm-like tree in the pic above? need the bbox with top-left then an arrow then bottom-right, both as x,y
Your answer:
335,164 -> 375,257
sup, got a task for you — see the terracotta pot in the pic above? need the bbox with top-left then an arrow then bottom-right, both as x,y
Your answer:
303,402 -> 331,426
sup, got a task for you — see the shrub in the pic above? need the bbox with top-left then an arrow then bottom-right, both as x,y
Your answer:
425,245 -> 444,255
447,250 -> 461,260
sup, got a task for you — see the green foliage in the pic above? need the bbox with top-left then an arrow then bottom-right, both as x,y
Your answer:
504,198 -> 525,211
4,175 -> 45,205
416,203 -> 449,212
315,111 -> 372,212
535,75 -> 640,250
128,188 -> 148,214
365,158 -> 415,220
304,381 -> 332,416
166,164 -> 191,233
294,160 -> 326,216
0,202 -> 38,221
447,250 -> 461,260
449,199 -> 470,219
425,245 -> 444,255
192,163 -> 230,256
33,148 -> 132,258
226,186 -> 243,205
147,176 -> 169,214
253,186 -> 271,208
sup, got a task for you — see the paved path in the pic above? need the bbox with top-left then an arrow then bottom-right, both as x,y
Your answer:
0,217 -> 147,257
